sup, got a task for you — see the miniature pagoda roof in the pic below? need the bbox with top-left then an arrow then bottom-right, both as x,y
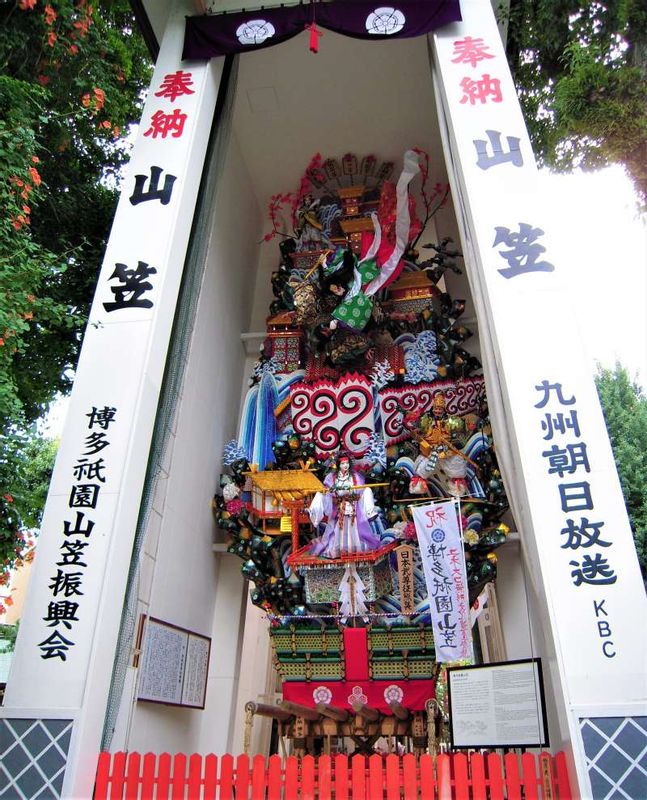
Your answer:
266,310 -> 297,327
386,271 -> 440,295
248,469 -> 324,497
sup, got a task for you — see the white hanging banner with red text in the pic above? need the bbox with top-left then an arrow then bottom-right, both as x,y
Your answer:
412,500 -> 472,663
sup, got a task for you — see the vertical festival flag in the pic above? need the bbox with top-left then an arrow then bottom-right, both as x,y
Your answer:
412,500 -> 473,663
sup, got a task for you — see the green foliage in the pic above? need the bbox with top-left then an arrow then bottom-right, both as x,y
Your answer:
0,622 -> 19,653
0,1 -> 151,579
595,364 -> 647,580
504,0 -> 647,203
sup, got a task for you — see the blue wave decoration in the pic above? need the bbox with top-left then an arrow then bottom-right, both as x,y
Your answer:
253,371 -> 279,470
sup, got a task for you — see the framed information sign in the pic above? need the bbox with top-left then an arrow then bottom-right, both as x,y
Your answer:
137,616 -> 211,709
447,658 -> 548,749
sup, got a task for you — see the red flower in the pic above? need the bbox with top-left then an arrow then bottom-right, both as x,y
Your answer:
46,30 -> 57,47
44,4 -> 56,24
29,166 -> 41,186
18,0 -> 37,9
3,494 -> 14,503
93,87 -> 105,110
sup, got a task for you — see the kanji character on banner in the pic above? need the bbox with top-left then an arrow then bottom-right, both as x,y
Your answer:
494,224 -> 555,278
87,406 -> 117,430
103,261 -> 157,312
459,74 -> 502,105
38,631 -> 75,661
570,553 -> 617,586
560,518 -> 611,550
154,70 -> 195,102
541,410 -> 580,440
559,481 -> 594,513
534,381 -> 576,409
129,166 -> 177,206
473,130 -> 523,170
451,36 -> 494,67
143,108 -> 187,139
542,442 -> 590,477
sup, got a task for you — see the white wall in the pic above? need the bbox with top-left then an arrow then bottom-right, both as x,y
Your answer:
116,131 -> 263,754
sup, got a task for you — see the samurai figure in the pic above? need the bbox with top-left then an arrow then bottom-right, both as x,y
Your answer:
308,454 -> 381,558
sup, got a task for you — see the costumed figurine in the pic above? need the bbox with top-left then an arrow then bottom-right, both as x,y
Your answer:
308,454 -> 381,558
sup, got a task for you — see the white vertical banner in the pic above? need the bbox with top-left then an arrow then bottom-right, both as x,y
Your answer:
0,4 -> 226,798
412,500 -> 473,663
430,1 -> 647,793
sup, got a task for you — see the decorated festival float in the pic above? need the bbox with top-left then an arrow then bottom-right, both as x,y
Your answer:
213,150 -> 511,755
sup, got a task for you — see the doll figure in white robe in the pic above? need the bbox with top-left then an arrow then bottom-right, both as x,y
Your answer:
308,455 -> 381,559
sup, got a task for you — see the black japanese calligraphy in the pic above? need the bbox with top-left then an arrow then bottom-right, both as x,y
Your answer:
129,166 -> 177,206
103,261 -> 157,312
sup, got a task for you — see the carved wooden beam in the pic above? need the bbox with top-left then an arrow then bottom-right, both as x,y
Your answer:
317,703 -> 350,722
351,702 -> 380,722
388,700 -> 410,720
245,701 -> 292,722
279,700 -> 321,721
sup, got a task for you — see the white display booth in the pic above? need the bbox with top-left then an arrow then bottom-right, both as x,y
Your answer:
1,2 -> 644,798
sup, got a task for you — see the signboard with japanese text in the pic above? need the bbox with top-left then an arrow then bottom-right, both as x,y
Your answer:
412,500 -> 472,663
137,617 -> 211,709
430,0 -> 646,714
448,659 -> 548,749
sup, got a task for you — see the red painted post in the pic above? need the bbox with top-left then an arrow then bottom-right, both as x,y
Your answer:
249,754 -> 266,800
284,755 -> 299,800
109,752 -> 127,800
140,753 -> 156,800
267,754 -> 283,800
171,753 -> 187,800
385,753 -> 400,800
368,753 -> 384,799
94,752 -> 112,800
554,752 -> 573,800
157,753 -> 172,799
203,754 -> 218,799
470,753 -> 487,800
453,752 -> 469,799
521,752 -> 539,800
219,753 -> 235,799
503,753 -> 522,800
486,753 -> 505,800
302,754 -> 316,800
124,752 -> 141,799
438,754 -> 454,800
334,754 -> 349,800
351,754 -> 366,800
234,754 -> 250,800
418,753 -> 438,800
186,753 -> 203,799
318,754 -> 333,800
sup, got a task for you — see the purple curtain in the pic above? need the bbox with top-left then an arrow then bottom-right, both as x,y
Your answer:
183,1 -> 461,60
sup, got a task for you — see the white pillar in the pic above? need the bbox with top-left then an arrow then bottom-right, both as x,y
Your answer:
431,2 -> 647,796
0,4 -> 225,797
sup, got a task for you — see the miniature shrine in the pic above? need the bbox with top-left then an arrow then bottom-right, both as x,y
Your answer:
213,150 -> 511,756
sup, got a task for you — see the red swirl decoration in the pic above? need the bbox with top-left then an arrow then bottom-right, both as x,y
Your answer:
338,384 -> 373,454
312,388 -> 341,452
290,377 -> 375,457
291,387 -> 315,436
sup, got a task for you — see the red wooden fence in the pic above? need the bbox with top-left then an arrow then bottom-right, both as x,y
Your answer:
95,751 -> 572,799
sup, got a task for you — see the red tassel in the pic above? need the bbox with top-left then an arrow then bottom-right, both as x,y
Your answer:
305,22 -> 322,54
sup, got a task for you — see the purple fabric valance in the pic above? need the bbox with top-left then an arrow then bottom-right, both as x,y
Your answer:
183,1 -> 461,60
